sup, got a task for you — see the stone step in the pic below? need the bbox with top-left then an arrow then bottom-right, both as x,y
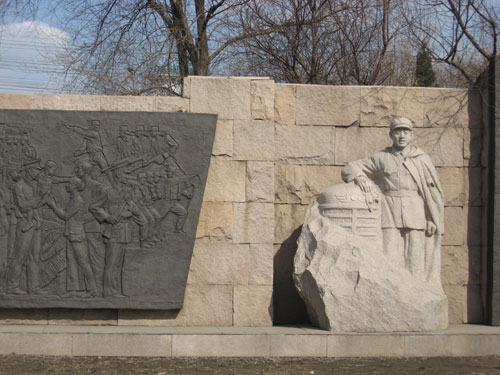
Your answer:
0,324 -> 498,357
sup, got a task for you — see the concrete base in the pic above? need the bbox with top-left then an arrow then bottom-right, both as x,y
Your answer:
0,324 -> 497,357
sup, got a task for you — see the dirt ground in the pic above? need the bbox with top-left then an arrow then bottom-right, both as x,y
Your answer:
0,355 -> 499,375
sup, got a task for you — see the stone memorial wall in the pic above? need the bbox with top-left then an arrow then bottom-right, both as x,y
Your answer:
0,77 -> 484,327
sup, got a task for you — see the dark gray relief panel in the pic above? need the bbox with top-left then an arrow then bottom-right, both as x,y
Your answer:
0,110 -> 216,309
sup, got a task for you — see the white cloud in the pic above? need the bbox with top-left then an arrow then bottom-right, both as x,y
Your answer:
0,21 -> 70,93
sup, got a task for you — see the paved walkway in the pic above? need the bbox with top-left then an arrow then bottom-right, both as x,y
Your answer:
0,355 -> 499,374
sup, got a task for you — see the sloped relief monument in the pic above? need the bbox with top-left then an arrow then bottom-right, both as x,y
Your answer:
0,109 -> 216,309
294,118 -> 449,332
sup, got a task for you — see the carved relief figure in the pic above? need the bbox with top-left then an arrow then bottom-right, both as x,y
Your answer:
0,120 -> 201,299
74,161 -> 107,295
38,160 -> 70,198
115,125 -> 137,161
133,124 -> 150,156
90,169 -> 146,298
341,117 -> 444,285
6,159 -> 48,294
48,177 -> 98,297
64,119 -> 109,169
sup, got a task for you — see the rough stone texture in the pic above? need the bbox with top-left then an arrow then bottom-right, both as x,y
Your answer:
0,325 -> 499,358
442,284 -> 482,324
72,334 -> 171,356
204,159 -> 246,202
195,202 -> 233,241
233,120 -> 275,161
328,335 -> 405,357
436,167 -> 482,206
275,125 -> 335,164
465,284 -> 484,323
251,79 -> 274,120
443,207 -> 465,246
301,166 -> 346,205
188,77 -> 251,120
99,95 -> 155,111
360,87 -> 424,127
233,285 -> 273,326
0,333 -> 73,356
21,94 -> 186,113
437,167 -> 468,206
270,335 -> 327,357
274,164 -> 344,205
335,126 -> 390,165
295,85 -> 360,126
233,203 -> 274,244
0,93 -> 40,109
118,285 -> 234,326
443,284 -> 467,324
275,204 -> 308,244
248,244 -> 274,285
441,246 -> 477,285
37,94 -> 102,111
464,167 -> 487,206
413,127 -> 464,167
274,164 -> 303,204
465,206 -> 484,246
211,119 -> 233,156
0,309 -> 49,325
187,241 -> 249,285
274,84 -> 296,125
172,334 -> 270,356
422,88 -> 479,128
182,285 -> 234,326
154,96 -> 190,112
117,310 -> 184,326
246,161 -> 274,202
404,333 -> 498,357
464,128 -> 483,167
47,310 -> 118,326
294,201 -> 448,332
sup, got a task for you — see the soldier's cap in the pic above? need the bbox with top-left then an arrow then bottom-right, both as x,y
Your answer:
120,124 -> 133,135
90,119 -> 101,126
23,158 -> 42,169
390,117 -> 413,132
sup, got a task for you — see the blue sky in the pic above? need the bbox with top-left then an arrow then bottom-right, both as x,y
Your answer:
0,2 -> 71,93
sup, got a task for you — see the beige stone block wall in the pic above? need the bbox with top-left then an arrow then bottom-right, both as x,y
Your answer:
184,77 -> 274,327
0,78 -> 484,327
272,84 -> 484,325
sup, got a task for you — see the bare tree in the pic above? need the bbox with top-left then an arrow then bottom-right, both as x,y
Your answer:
401,0 -> 499,87
2,0 -> 496,93
1,0 -> 254,95
228,0 -> 409,86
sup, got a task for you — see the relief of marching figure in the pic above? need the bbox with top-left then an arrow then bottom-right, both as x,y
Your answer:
0,120 -> 201,299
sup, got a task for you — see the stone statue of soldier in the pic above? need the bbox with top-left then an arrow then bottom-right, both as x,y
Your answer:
341,117 -> 444,285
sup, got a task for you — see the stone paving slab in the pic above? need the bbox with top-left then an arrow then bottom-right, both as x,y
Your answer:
0,324 -> 498,357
